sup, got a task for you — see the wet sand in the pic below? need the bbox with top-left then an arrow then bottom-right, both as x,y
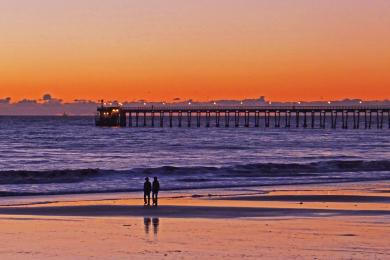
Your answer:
0,181 -> 389,259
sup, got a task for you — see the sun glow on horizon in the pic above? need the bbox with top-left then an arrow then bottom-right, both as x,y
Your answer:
0,0 -> 389,102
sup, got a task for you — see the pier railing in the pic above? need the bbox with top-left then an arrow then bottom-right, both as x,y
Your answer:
110,105 -> 390,111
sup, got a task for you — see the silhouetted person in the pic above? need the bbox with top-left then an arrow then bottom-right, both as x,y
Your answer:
152,177 -> 160,206
144,177 -> 152,206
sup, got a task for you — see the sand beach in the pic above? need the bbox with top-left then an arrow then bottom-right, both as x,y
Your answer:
0,181 -> 389,259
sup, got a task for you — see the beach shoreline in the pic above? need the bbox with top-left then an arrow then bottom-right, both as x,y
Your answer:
0,181 -> 389,259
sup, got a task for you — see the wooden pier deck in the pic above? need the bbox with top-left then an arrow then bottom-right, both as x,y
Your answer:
96,105 -> 390,129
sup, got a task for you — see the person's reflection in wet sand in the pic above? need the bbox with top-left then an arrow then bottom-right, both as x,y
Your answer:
144,217 -> 151,234
143,217 -> 160,236
152,218 -> 159,235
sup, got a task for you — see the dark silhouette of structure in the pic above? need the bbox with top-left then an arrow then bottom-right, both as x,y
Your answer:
152,177 -> 160,206
96,104 -> 390,129
144,177 -> 152,206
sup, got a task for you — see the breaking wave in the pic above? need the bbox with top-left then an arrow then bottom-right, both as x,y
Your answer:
0,160 -> 389,187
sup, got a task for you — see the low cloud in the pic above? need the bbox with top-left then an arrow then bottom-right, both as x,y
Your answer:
0,97 -> 11,104
0,95 -> 389,116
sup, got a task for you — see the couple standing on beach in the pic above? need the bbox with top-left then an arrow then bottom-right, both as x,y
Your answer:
144,177 -> 160,206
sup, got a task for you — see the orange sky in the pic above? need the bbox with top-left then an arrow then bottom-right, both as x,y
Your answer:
0,0 -> 389,102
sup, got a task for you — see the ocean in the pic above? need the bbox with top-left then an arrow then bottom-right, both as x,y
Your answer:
0,116 -> 389,196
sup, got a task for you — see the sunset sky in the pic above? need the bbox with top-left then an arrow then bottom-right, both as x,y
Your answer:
0,0 -> 389,102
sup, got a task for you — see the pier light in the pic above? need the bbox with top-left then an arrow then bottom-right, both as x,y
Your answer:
188,102 -> 192,105
297,101 -> 301,105
359,101 -> 363,104
143,102 -> 147,106
328,101 -> 331,104
240,101 -> 243,105
118,102 -> 123,106
269,101 -> 272,105
213,101 -> 217,105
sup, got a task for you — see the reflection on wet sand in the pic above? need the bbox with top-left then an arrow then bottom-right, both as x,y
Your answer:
144,217 -> 159,235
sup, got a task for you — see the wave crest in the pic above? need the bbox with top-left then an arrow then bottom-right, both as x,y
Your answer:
0,160 -> 389,185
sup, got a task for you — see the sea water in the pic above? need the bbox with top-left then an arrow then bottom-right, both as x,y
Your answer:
0,116 -> 389,196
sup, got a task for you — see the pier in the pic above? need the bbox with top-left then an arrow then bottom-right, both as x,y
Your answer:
96,105 -> 390,129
